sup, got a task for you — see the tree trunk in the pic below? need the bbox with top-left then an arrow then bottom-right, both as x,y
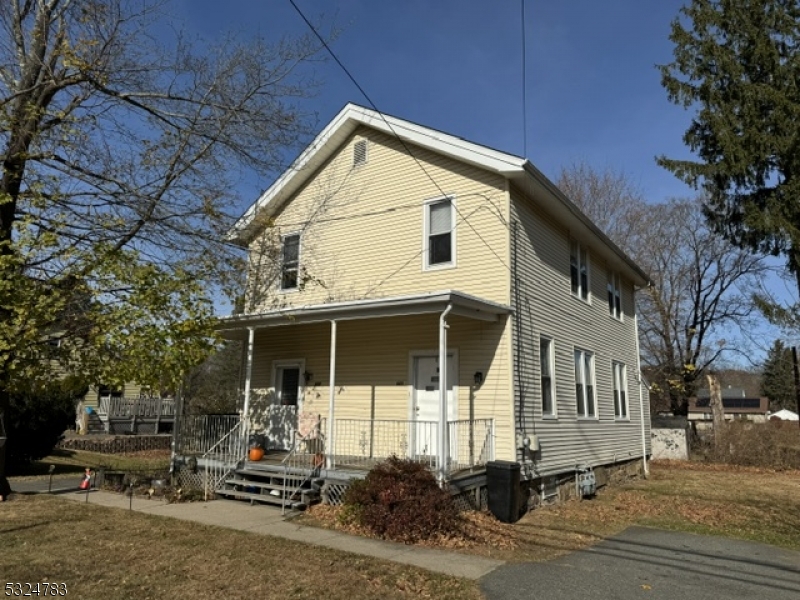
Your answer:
707,373 -> 725,450
0,387 -> 11,500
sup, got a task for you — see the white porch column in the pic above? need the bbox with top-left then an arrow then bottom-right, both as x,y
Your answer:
242,327 -> 255,438
634,315 -> 649,477
326,320 -> 337,470
438,304 -> 452,482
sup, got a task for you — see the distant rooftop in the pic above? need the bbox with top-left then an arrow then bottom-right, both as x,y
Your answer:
696,387 -> 746,399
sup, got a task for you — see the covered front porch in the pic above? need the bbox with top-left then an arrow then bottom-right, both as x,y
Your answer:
202,290 -> 512,488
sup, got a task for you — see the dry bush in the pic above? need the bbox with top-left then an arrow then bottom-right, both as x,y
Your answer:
699,421 -> 800,469
341,456 -> 460,544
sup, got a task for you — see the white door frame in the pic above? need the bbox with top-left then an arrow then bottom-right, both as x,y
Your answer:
269,358 -> 305,449
408,350 -> 458,462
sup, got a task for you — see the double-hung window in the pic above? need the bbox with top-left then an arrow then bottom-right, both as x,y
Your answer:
613,361 -> 628,419
424,197 -> 455,268
570,240 -> 589,301
574,348 -> 596,418
608,271 -> 622,319
280,233 -> 300,291
540,336 -> 556,417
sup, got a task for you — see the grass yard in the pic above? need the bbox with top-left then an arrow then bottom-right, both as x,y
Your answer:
304,460 -> 800,563
11,447 -> 172,478
0,495 -> 482,600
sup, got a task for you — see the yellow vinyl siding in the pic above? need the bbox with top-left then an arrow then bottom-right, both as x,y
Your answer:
248,127 -> 511,309
247,313 -> 515,462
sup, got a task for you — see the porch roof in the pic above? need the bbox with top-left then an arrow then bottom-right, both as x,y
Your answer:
216,290 -> 510,340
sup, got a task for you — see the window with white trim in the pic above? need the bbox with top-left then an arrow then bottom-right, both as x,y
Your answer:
607,270 -> 622,319
574,348 -> 596,418
275,364 -> 301,406
570,240 -> 589,300
280,233 -> 300,291
540,336 -> 556,417
424,197 -> 454,268
613,361 -> 628,419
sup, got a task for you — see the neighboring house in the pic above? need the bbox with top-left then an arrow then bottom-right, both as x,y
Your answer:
768,408 -> 799,422
688,395 -> 770,430
203,104 -> 651,506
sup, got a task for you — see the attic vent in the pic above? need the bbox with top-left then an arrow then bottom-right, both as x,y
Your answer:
353,139 -> 367,167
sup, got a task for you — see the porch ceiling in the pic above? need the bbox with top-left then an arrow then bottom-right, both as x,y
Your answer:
216,290 -> 510,339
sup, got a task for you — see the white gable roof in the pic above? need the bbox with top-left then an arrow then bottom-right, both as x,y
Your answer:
230,103 -> 649,286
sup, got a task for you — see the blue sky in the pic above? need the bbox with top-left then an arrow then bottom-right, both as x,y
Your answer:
172,0 -> 786,362
178,0 -> 696,207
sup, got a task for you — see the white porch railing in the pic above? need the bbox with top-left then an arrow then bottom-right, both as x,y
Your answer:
330,418 -> 494,475
201,419 -> 246,501
176,414 -> 240,456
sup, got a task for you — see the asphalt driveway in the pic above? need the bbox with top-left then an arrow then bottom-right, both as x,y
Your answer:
481,526 -> 800,600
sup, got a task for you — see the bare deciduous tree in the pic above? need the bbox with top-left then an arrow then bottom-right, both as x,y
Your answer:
558,163 -> 770,415
0,0 -> 326,495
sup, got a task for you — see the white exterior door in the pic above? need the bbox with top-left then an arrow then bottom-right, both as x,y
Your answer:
269,362 -> 303,450
411,355 -> 456,459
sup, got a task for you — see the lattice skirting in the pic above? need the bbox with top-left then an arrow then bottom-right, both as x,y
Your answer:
451,486 -> 488,512
176,467 -> 205,490
321,481 -> 350,506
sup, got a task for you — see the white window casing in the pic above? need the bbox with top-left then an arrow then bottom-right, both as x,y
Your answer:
540,336 -> 556,418
570,240 -> 589,301
280,232 -> 301,291
423,196 -> 456,270
613,361 -> 629,419
574,348 -> 596,418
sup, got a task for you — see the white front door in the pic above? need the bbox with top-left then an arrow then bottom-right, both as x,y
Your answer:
411,355 -> 456,460
269,362 -> 303,450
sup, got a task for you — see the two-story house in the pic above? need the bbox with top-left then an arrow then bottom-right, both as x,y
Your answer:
209,104 -> 651,506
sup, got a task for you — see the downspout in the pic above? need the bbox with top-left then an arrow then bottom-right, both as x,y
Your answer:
326,320 -> 337,470
634,314 -> 649,477
438,304 -> 453,483
242,327 -> 255,448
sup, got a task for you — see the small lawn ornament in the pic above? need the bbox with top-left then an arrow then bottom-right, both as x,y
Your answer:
79,468 -> 92,491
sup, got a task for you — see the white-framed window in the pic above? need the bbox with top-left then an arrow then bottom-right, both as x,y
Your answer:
353,139 -> 368,167
574,348 -> 596,418
570,240 -> 589,301
274,362 -> 303,406
540,336 -> 556,417
423,196 -> 455,269
608,270 -> 622,319
280,233 -> 300,291
613,361 -> 628,419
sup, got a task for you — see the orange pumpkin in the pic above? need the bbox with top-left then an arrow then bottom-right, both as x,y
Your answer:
248,447 -> 265,461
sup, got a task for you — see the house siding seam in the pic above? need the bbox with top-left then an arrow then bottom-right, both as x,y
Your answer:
247,127 -> 511,310
509,185 -> 649,478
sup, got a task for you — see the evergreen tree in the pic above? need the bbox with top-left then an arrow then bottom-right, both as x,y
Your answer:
761,340 -> 796,412
658,0 -> 800,300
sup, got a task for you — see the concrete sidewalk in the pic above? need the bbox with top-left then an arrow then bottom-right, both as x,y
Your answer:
42,487 -> 504,580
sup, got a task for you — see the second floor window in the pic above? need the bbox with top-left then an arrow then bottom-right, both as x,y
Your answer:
570,240 -> 588,301
425,197 -> 454,268
607,271 -> 622,319
281,233 -> 300,291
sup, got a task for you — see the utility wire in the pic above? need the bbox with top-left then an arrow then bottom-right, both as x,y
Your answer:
521,0 -> 528,158
288,0 -> 511,273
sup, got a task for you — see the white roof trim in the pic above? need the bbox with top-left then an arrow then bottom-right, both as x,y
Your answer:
216,290 -> 511,338
229,103 -> 650,287
229,103 -> 527,245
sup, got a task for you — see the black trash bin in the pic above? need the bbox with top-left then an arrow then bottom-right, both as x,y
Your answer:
486,460 -> 521,523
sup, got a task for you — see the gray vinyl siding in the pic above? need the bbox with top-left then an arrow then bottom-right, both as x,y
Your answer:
510,185 -> 650,477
